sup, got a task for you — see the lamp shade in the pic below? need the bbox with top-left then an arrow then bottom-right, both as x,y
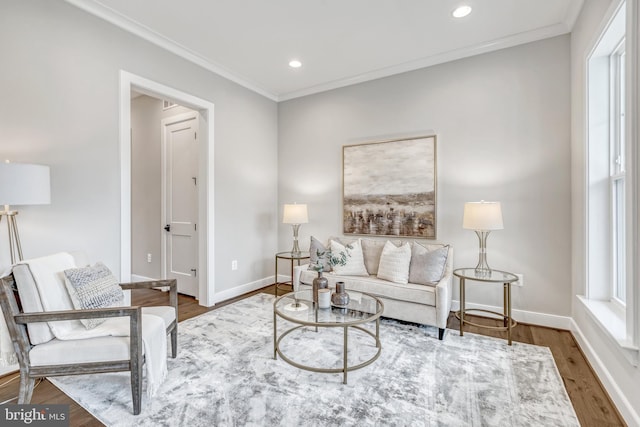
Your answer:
283,203 -> 308,224
463,201 -> 503,231
0,162 -> 51,206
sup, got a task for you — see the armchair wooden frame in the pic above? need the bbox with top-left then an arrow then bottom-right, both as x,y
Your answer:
0,275 -> 178,415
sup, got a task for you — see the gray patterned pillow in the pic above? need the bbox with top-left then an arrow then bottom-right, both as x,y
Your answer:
64,262 -> 124,329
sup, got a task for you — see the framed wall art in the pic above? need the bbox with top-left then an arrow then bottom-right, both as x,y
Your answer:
343,135 -> 437,239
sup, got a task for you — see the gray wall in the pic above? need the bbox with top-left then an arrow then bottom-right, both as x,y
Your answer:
278,35 -> 572,317
0,0 -> 278,294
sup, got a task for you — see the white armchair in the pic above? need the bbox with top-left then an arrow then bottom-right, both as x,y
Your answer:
0,252 -> 178,415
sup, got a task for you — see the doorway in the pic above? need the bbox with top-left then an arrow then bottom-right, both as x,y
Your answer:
120,71 -> 216,306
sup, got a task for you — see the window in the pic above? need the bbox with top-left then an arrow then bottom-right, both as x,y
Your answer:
582,1 -> 637,359
610,41 -> 626,304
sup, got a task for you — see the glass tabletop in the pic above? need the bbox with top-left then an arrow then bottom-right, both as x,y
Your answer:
275,251 -> 310,260
274,289 -> 383,326
453,268 -> 518,283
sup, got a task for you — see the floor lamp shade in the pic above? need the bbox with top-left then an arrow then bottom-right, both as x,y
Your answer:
283,204 -> 308,255
0,163 -> 51,206
0,162 -> 51,264
463,201 -> 503,275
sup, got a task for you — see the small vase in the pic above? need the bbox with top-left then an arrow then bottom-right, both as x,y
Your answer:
331,281 -> 350,307
312,272 -> 328,304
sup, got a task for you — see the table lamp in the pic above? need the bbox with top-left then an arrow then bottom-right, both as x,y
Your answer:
463,201 -> 503,275
283,203 -> 308,256
0,162 -> 51,264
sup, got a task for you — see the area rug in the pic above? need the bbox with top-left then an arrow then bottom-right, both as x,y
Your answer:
49,293 -> 579,426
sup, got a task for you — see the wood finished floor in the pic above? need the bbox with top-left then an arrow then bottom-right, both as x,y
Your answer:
0,285 -> 625,427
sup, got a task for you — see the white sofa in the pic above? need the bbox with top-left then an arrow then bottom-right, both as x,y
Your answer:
293,238 -> 453,340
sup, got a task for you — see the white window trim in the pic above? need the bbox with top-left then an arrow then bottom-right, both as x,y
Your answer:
583,0 -> 639,366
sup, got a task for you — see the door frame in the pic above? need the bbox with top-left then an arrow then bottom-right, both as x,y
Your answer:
161,112 -> 199,296
119,70 -> 216,306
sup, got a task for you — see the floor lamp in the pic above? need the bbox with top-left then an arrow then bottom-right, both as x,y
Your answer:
0,162 -> 51,264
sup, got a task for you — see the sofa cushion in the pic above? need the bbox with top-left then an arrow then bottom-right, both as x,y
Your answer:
377,241 -> 411,284
308,236 -> 332,272
409,243 -> 450,285
330,239 -> 368,276
299,269 -> 435,306
64,262 -> 125,329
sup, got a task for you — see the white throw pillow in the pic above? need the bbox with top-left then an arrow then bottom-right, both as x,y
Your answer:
377,241 -> 412,284
329,239 -> 369,276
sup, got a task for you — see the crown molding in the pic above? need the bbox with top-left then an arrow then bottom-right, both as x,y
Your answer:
278,22 -> 572,101
64,0 -> 278,101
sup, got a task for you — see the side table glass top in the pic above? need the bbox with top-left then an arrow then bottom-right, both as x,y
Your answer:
274,290 -> 383,326
453,268 -> 517,283
275,251 -> 310,260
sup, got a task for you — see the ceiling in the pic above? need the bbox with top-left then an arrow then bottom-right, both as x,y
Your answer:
66,0 -> 584,101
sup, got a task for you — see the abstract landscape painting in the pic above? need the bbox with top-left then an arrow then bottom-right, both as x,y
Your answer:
343,135 -> 436,238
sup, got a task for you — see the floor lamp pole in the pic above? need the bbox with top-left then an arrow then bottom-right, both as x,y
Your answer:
1,209 -> 23,264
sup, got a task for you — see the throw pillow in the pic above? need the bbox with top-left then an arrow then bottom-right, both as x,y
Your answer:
409,243 -> 450,286
329,239 -> 369,276
377,241 -> 412,284
63,262 -> 125,329
308,236 -> 332,272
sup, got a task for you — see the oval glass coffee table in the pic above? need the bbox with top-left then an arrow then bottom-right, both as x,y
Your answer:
273,289 -> 383,384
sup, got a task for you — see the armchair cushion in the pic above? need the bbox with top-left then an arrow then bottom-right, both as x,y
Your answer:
63,263 -> 124,329
141,306 -> 176,329
12,264 -> 55,345
30,335 -> 140,366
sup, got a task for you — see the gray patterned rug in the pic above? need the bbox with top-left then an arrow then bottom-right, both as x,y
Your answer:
49,293 -> 579,426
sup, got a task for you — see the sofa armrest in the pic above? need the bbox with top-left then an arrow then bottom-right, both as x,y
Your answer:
293,264 -> 310,291
434,246 -> 454,329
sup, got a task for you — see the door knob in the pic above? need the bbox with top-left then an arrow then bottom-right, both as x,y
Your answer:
164,224 -> 171,232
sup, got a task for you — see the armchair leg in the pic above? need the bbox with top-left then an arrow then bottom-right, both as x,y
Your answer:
170,327 -> 177,358
438,328 -> 445,340
131,363 -> 142,415
18,373 -> 35,404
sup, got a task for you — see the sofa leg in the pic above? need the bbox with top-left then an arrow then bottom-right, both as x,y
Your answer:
438,328 -> 445,340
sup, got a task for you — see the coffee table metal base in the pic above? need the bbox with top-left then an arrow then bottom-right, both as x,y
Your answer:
273,322 -> 381,384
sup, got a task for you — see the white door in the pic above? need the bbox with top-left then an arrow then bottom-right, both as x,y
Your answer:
163,115 -> 199,297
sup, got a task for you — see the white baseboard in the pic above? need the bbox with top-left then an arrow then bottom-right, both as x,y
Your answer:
451,300 -> 573,330
571,319 -> 640,427
209,276 -> 275,306
131,274 -> 156,282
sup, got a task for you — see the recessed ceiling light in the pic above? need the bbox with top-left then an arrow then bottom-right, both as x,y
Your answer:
452,5 -> 472,18
289,60 -> 302,68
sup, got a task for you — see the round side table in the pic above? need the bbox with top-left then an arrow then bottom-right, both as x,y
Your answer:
453,268 -> 518,345
274,251 -> 310,297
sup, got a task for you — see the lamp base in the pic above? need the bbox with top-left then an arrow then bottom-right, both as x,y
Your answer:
290,224 -> 301,256
474,230 -> 492,277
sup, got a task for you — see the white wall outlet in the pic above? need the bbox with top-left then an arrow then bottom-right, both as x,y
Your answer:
514,273 -> 524,287
231,260 -> 238,270
147,253 -> 152,263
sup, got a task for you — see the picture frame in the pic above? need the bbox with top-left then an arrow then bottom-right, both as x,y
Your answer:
343,135 -> 437,239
